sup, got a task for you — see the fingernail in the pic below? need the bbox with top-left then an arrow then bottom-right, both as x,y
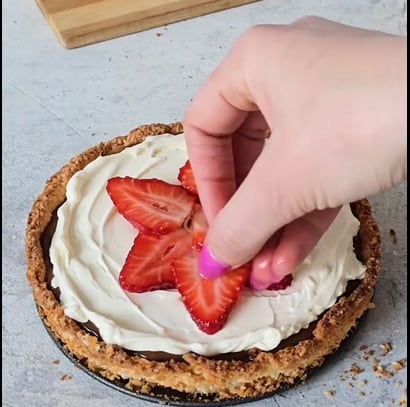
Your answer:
250,259 -> 270,289
199,245 -> 230,279
250,262 -> 285,290
249,278 -> 269,290
250,272 -> 285,290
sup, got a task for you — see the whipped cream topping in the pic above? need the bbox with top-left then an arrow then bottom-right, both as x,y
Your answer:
50,134 -> 366,356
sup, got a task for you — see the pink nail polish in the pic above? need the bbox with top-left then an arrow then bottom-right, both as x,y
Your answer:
249,260 -> 272,290
249,268 -> 284,290
249,278 -> 269,290
199,245 -> 230,279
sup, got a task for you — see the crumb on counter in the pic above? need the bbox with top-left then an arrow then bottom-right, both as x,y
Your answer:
350,363 -> 365,375
52,359 -> 60,365
399,388 -> 407,406
372,358 -> 381,366
361,348 -> 375,361
60,374 -> 72,381
392,359 -> 407,372
324,391 -> 335,398
380,342 -> 392,356
373,364 -> 394,379
389,228 -> 398,244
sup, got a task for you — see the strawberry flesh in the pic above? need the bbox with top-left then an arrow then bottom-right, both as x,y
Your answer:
107,177 -> 196,234
267,274 -> 293,291
190,204 -> 208,249
119,228 -> 192,292
172,252 -> 250,334
178,160 -> 198,195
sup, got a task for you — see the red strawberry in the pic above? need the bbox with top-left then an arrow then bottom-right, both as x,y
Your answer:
190,205 -> 208,249
172,252 -> 250,334
178,160 -> 198,195
267,274 -> 293,291
119,228 -> 192,293
107,177 -> 196,234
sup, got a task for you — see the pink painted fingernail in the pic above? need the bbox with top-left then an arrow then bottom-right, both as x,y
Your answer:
249,278 -> 269,290
250,261 -> 285,290
199,245 -> 230,279
250,272 -> 285,290
249,259 -> 271,290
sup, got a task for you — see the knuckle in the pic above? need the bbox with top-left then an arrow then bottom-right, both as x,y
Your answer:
291,15 -> 322,27
235,24 -> 278,50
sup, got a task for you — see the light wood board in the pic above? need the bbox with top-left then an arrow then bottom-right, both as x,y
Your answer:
36,0 -> 261,49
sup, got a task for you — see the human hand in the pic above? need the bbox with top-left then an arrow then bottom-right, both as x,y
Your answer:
183,16 -> 407,289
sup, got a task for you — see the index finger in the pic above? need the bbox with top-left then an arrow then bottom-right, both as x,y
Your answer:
183,63 -> 257,221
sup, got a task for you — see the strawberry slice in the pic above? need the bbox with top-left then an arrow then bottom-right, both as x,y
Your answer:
267,274 -> 293,291
178,160 -> 198,195
172,252 -> 250,334
107,177 -> 196,234
190,204 -> 208,249
119,228 -> 192,293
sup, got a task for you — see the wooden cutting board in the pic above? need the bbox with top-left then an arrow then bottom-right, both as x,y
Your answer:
36,0 -> 261,49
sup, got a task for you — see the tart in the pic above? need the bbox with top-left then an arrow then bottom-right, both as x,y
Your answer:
26,122 -> 381,403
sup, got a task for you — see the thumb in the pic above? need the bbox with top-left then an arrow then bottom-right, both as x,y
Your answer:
199,139 -> 301,279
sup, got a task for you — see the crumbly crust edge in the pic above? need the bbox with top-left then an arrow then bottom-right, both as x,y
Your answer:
25,122 -> 381,402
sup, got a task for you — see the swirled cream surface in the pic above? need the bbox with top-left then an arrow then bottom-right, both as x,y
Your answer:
50,134 -> 366,356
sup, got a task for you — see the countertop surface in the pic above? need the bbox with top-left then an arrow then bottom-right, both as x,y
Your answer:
3,1 -> 407,406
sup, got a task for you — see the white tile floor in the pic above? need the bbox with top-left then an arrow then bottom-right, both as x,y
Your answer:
3,1 -> 407,406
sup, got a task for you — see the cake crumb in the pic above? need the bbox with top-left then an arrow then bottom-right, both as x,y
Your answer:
324,391 -> 335,398
397,381 -> 403,388
155,33 -> 163,37
359,380 -> 368,387
399,388 -> 407,406
373,364 -> 394,379
362,349 -> 375,361
359,391 -> 366,397
380,342 -> 392,356
389,228 -> 398,244
60,374 -> 72,381
372,357 -> 381,366
52,359 -> 60,365
392,359 -> 407,371
349,363 -> 365,375
359,344 -> 368,351
391,399 -> 396,405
